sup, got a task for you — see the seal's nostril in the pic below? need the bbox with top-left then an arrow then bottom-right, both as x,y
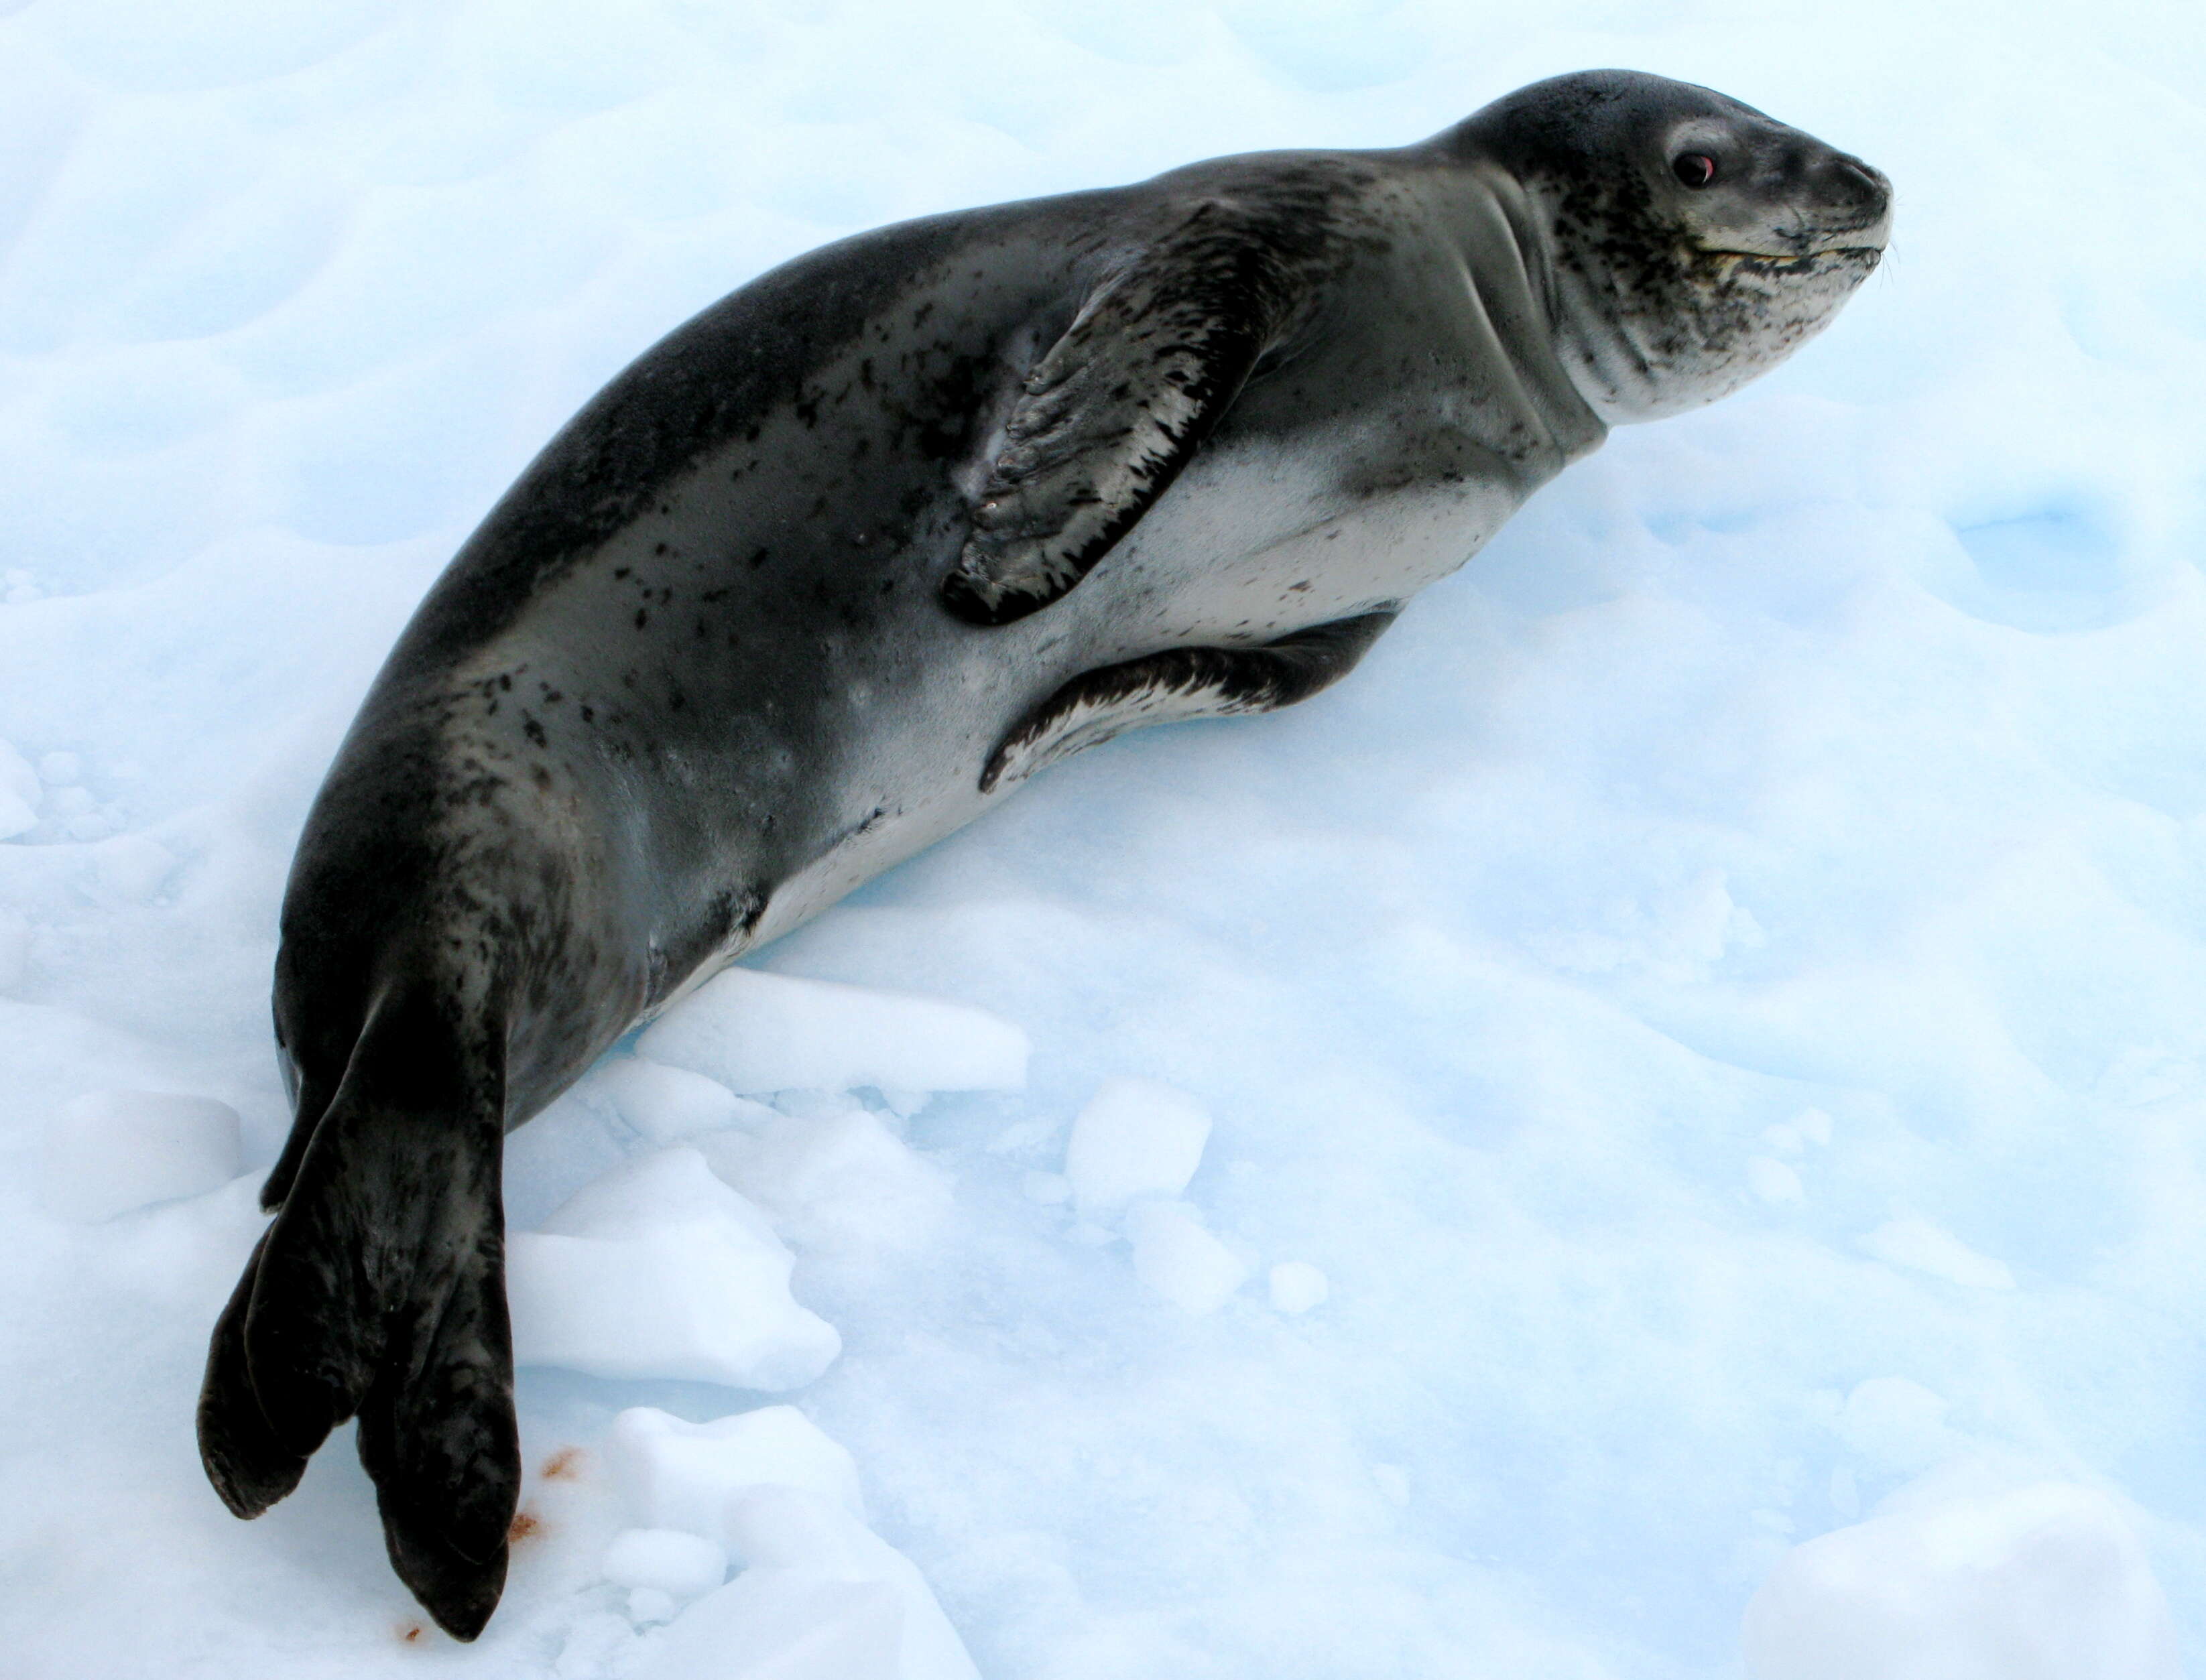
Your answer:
1827,155 -> 1890,216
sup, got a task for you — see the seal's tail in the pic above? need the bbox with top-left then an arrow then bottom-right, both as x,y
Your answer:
197,982 -> 518,1641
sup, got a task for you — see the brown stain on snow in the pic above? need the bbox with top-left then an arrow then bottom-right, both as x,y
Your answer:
540,1446 -> 587,1481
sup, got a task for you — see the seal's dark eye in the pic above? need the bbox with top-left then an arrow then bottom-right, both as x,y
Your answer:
1672,153 -> 1718,189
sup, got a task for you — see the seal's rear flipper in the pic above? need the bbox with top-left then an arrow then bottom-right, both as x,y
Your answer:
982,609 -> 1398,792
196,982 -> 518,1641
198,1228 -> 310,1516
356,1240 -> 517,1640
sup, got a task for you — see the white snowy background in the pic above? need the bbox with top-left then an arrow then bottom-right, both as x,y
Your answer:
3,0 -> 2203,1675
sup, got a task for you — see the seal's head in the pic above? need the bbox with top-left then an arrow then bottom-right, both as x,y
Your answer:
1452,70 -> 1891,422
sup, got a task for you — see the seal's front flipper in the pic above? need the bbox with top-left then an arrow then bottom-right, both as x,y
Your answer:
981,608 -> 1398,791
941,204 -> 1325,627
196,982 -> 518,1641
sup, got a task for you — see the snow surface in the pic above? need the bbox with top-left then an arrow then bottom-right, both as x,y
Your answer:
4,0 -> 2206,1675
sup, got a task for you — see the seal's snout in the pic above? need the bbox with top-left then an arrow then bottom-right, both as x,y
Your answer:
1811,151 -> 1893,243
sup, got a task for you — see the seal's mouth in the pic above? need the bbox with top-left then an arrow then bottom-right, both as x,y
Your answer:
1698,212 -> 1892,265
1700,245 -> 1884,269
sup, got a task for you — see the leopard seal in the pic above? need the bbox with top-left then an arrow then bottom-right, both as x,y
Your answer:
197,68 -> 1890,1638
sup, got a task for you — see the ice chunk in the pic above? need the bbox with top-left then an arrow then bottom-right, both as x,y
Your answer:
697,1106 -> 954,1254
1749,1157 -> 1805,1205
607,1409 -> 974,1679
555,1610 -> 637,1679
1022,1170 -> 1070,1206
1834,1377 -> 1960,1476
507,1149 -> 841,1390
636,967 -> 1026,1096
1063,1078 -> 1211,1213
637,1487 -> 979,1680
603,1527 -> 729,1603
0,906 -> 28,991
1859,1215 -> 2016,1290
0,738 -> 40,838
93,835 -> 174,902
501,1091 -> 631,1232
589,1057 -> 776,1145
645,1577 -> 902,1679
607,1404 -> 865,1548
1741,1479 -> 2180,1679
1125,1203 -> 1246,1315
41,1090 -> 241,1222
1373,1465 -> 1411,1508
1267,1261 -> 1329,1314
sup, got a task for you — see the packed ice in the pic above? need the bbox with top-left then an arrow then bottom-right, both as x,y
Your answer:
637,966 -> 1029,1099
601,1525 -> 730,1606
582,1056 -> 782,1148
607,1404 -> 867,1541
1741,1469 -> 2182,1679
609,1406 -> 979,1679
635,1489 -> 980,1680
40,1088 -> 242,1222
508,1147 -> 843,1391
4,0 -> 2205,1675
